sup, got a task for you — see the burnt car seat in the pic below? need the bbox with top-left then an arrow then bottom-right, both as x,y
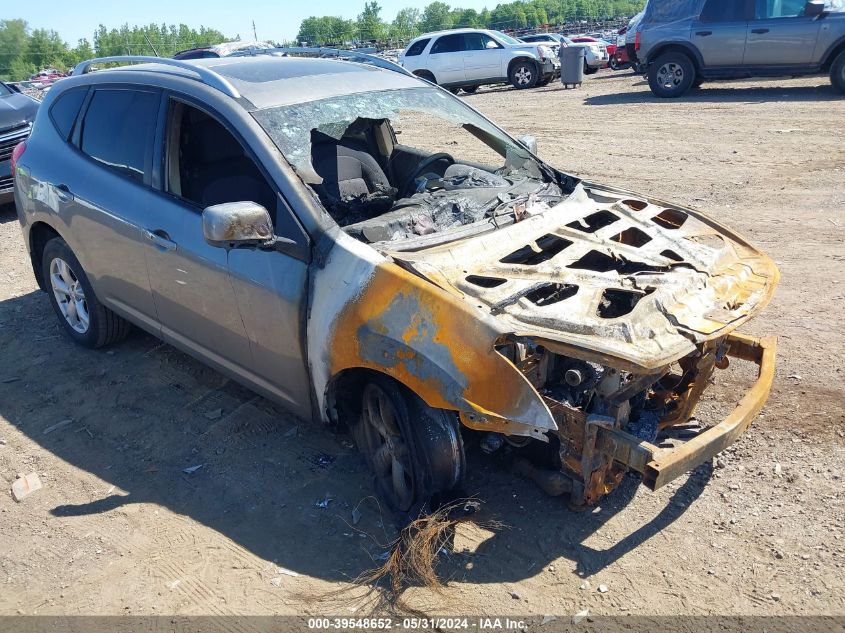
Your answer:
310,131 -> 396,221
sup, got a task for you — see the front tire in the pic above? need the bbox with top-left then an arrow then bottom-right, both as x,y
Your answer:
648,51 -> 695,98
584,62 -> 599,75
831,50 -> 845,94
509,61 -> 539,89
352,375 -> 465,514
42,237 -> 131,348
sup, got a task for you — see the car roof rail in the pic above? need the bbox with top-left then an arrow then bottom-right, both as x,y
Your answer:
71,56 -> 241,99
228,46 -> 414,77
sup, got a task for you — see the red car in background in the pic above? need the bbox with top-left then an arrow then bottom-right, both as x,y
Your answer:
569,36 -> 615,68
28,69 -> 66,85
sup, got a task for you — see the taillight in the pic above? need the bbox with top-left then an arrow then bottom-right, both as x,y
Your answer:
10,141 -> 26,174
634,31 -> 641,51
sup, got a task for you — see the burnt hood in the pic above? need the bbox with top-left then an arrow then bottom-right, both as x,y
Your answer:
389,182 -> 779,371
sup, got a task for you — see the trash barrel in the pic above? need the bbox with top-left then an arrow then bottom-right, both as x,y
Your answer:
560,45 -> 585,88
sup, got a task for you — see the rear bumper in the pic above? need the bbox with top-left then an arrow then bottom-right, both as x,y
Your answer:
599,333 -> 776,491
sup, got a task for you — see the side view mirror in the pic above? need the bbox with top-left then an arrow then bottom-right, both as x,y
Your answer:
805,0 -> 825,16
518,134 -> 538,154
203,201 -> 274,248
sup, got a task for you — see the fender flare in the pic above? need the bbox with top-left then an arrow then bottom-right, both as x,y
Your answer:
644,41 -> 704,70
821,34 -> 845,69
307,234 -> 556,438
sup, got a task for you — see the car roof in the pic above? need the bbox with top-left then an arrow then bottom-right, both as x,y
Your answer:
73,56 -> 424,111
412,28 -> 499,40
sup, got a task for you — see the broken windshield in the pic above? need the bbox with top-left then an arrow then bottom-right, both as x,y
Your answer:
252,86 -> 564,246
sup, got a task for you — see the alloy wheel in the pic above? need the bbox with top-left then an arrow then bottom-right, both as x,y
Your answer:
656,62 -> 684,90
360,383 -> 415,510
515,66 -> 533,86
49,257 -> 89,333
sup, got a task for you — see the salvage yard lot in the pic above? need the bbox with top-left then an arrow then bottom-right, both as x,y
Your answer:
1,71 -> 843,617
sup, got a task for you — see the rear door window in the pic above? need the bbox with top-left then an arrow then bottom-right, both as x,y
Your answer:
700,0 -> 753,20
431,34 -> 462,54
79,88 -> 159,182
49,88 -> 87,141
405,38 -> 430,56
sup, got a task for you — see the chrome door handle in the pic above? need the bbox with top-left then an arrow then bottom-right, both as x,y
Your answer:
695,30 -> 712,36
55,184 -> 74,202
144,229 -> 177,251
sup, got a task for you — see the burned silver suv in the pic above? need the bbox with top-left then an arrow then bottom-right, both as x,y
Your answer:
13,54 -> 778,513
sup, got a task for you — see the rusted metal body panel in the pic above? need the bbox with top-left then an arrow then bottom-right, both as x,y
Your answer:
391,182 -> 779,371
309,179 -> 779,503
307,231 -> 557,441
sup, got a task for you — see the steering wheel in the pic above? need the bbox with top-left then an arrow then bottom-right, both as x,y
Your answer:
400,152 -> 455,198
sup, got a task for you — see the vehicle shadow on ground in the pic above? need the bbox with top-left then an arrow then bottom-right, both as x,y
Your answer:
0,284 -> 709,591
584,82 -> 839,105
0,202 -> 18,224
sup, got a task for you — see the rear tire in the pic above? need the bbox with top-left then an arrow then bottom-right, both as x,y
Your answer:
584,62 -> 599,75
648,51 -> 695,98
831,50 -> 845,94
41,237 -> 131,348
509,60 -> 539,89
351,375 -> 465,515
609,57 -> 621,71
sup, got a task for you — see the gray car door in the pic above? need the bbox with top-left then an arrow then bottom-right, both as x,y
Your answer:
63,86 -> 162,333
744,0 -> 822,64
692,0 -> 754,66
146,97 -> 312,416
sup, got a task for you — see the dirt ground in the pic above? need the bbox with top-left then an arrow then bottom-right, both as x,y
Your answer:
1,70 -> 844,619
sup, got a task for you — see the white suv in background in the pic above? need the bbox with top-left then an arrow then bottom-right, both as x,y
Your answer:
400,28 -> 558,91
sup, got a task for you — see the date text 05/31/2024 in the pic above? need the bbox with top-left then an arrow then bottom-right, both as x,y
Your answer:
307,618 -> 528,630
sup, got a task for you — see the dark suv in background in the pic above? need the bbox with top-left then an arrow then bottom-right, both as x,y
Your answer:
0,80 -> 39,205
636,0 -> 845,97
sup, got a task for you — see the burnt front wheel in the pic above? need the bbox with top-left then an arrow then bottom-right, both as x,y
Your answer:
352,376 -> 465,514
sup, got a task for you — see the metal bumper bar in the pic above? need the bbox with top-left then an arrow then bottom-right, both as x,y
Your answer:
597,332 -> 777,491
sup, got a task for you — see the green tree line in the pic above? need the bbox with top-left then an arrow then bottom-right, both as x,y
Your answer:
0,19 -> 229,81
296,0 -> 645,45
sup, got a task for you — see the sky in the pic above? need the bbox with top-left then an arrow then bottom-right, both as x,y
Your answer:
11,0 -> 493,46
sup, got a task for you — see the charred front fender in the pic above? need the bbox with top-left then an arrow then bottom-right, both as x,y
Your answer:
307,233 -> 556,438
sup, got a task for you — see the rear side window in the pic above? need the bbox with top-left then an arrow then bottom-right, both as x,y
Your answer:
406,38 -> 430,56
700,0 -> 752,21
49,88 -> 87,141
431,34 -> 462,54
80,89 -> 159,182
647,0 -> 701,22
